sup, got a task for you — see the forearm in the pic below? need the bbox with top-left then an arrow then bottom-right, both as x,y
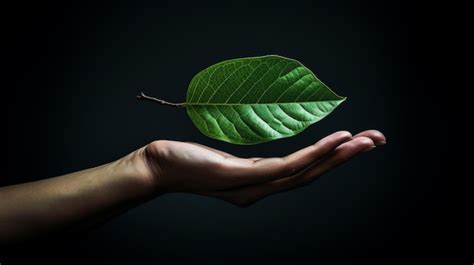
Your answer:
0,147 -> 154,242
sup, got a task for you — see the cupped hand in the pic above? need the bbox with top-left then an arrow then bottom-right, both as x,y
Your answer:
140,130 -> 385,206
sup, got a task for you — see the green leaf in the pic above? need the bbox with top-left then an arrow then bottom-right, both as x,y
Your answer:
185,55 -> 346,145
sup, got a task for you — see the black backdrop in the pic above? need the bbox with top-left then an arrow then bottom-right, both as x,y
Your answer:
3,1 -> 456,264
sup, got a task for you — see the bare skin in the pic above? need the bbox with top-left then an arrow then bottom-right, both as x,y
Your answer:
0,130 -> 385,242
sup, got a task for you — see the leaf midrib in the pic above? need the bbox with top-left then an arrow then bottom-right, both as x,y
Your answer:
185,99 -> 345,107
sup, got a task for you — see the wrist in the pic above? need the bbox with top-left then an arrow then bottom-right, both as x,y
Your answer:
113,146 -> 162,199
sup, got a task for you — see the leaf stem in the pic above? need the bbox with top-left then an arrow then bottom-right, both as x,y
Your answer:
136,92 -> 185,108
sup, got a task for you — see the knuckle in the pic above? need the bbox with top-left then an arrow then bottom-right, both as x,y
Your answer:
146,140 -> 167,155
354,137 -> 374,147
150,139 -> 165,148
337,130 -> 352,139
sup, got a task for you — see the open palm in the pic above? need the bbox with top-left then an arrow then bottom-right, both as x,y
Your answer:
143,130 -> 385,206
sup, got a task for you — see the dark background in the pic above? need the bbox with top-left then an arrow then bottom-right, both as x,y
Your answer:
3,0 -> 459,264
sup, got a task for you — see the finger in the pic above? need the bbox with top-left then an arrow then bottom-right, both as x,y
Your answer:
265,137 -> 375,196
186,142 -> 237,158
282,131 -> 352,164
211,136 -> 375,206
354,130 -> 386,145
271,136 -> 376,190
225,131 -> 353,186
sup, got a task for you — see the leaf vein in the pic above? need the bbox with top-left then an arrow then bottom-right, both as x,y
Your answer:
212,106 -> 244,141
196,63 -> 227,102
224,60 -> 263,103
255,61 -> 293,103
236,63 -> 275,104
275,104 -> 304,123
262,105 -> 295,132
206,63 -> 249,103
249,105 -> 283,136
294,81 -> 316,102
274,73 -> 313,102
227,106 -> 266,139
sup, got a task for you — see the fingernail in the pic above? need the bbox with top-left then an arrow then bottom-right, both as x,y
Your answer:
362,145 -> 377,152
375,141 -> 386,146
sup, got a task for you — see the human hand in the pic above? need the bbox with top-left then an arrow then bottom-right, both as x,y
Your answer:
137,130 -> 385,206
0,130 -> 385,241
